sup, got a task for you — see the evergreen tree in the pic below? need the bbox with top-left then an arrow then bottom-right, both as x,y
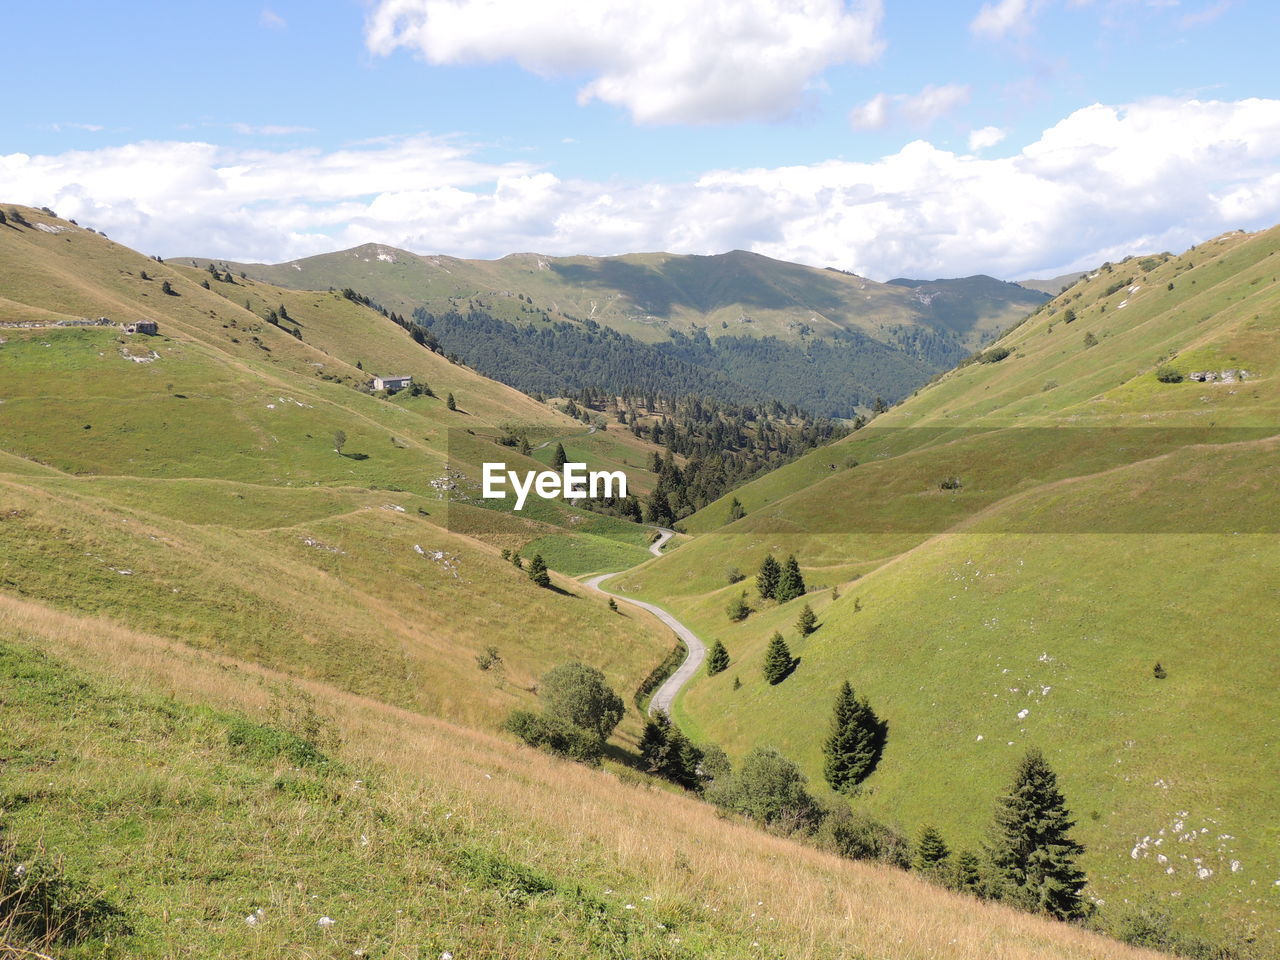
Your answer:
796,603 -> 817,636
526,553 -> 551,588
762,632 -> 793,685
0,209 -> 6,225
756,553 -> 780,600
776,554 -> 806,603
706,640 -> 730,675
951,849 -> 983,894
607,597 -> 618,613
552,442 -> 568,469
640,711 -> 702,788
446,392 -> 457,411
728,496 -> 745,521
822,681 -> 882,792
987,749 -> 1088,920
915,825 -> 951,873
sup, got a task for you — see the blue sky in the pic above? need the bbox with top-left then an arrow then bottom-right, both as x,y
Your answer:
3,1 -> 1278,279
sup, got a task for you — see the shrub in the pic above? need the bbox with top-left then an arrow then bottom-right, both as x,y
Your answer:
979,346 -> 1011,363
725,566 -> 745,584
539,662 -> 624,744
1153,662 -> 1167,679
708,746 -> 822,833
1155,365 -> 1183,383
815,807 -> 911,868
1083,331 -> 1099,348
726,591 -> 750,622
504,710 -> 603,762
939,476 -> 962,490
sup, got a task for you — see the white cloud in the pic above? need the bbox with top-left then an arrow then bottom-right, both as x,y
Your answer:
229,123 -> 317,136
971,0 -> 1041,37
849,94 -> 890,131
969,125 -> 1008,150
5,98 -> 1280,280
850,84 -> 970,130
51,122 -> 105,133
260,8 -> 286,29
364,0 -> 885,125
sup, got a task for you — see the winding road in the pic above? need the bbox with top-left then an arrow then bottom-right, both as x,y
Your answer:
582,526 -> 704,718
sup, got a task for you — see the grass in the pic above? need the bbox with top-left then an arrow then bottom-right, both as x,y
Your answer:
0,595 -> 1170,960
617,226 -> 1280,953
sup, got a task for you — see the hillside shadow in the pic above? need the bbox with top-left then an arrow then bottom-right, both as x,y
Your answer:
339,452 -> 370,461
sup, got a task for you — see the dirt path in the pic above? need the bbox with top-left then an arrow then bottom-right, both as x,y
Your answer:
582,526 -> 703,717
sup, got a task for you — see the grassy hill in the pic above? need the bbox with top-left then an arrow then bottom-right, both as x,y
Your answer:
0,204 -> 1167,959
182,246 -> 1047,417
614,227 -> 1280,953
0,204 -> 674,737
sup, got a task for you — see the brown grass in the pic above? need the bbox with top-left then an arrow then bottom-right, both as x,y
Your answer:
0,593 -> 1163,960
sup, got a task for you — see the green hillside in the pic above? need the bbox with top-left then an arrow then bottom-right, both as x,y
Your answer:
0,204 -> 1169,960
0,205 -> 673,735
183,246 -> 1047,417
615,227 -> 1280,953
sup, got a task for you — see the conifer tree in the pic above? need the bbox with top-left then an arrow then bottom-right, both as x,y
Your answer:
796,603 -> 817,636
552,442 -> 568,469
706,640 -> 730,675
822,680 -> 882,792
756,553 -> 780,600
776,554 -> 806,603
951,849 -> 983,894
987,748 -> 1087,919
526,553 -> 551,588
728,496 -> 745,521
446,392 -> 457,411
762,632 -> 793,685
915,825 -> 951,873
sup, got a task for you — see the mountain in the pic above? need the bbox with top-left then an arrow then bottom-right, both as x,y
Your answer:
1017,271 -> 1089,296
183,246 -> 1049,418
615,229 -> 1280,954
0,203 -> 1163,959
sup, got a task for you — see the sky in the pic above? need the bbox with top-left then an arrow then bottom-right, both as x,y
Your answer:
2,0 -> 1278,280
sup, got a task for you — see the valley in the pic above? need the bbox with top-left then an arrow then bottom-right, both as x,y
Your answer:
0,204 -> 1276,959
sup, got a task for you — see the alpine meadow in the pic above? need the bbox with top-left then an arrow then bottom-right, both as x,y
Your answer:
3,2 -> 1279,959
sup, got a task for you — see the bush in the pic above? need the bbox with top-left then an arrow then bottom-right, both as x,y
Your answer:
708,746 -> 822,833
504,710 -> 603,762
815,806 -> 912,868
939,476 -> 962,490
1155,365 -> 1183,383
539,662 -> 624,744
634,640 -> 686,708
726,591 -> 750,622
979,346 -> 1011,363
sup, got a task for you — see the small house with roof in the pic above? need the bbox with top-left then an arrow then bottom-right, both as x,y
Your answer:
373,375 -> 412,393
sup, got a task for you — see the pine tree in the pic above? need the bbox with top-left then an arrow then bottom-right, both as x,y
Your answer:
446,392 -> 457,411
822,680 -> 881,791
951,849 -> 983,894
756,553 -> 780,600
987,748 -> 1088,919
728,496 -> 745,521
706,640 -> 730,675
762,632 -> 793,685
552,442 -> 568,469
526,553 -> 551,588
796,603 -> 817,636
915,825 -> 951,873
776,555 -> 806,603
